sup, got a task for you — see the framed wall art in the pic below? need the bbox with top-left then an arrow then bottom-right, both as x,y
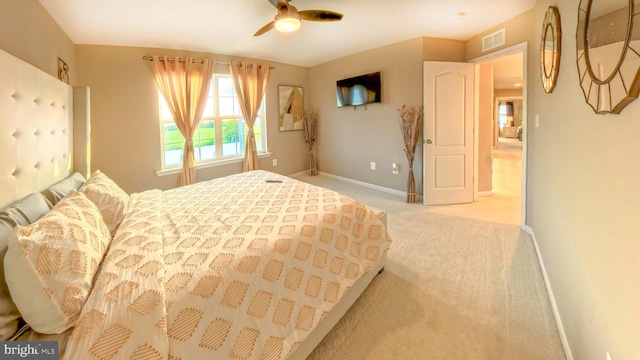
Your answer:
57,57 -> 69,84
576,0 -> 640,114
541,6 -> 561,93
278,85 -> 304,131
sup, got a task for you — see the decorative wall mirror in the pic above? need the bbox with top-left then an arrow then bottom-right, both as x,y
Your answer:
577,0 -> 640,114
541,6 -> 562,93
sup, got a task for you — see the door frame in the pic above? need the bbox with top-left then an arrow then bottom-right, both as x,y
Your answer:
469,42 -> 528,228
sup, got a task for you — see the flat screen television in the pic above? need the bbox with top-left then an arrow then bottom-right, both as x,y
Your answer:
336,72 -> 381,108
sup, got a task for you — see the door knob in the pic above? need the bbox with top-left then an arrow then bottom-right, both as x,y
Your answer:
426,139 -> 432,144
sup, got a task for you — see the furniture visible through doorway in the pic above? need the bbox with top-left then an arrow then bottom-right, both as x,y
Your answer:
502,126 -> 518,138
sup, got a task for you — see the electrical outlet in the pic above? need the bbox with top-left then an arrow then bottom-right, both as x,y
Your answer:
535,114 -> 540,128
392,163 -> 399,174
370,162 -> 376,170
272,159 -> 278,167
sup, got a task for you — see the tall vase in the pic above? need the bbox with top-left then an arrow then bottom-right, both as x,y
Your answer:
406,158 -> 416,203
308,146 -> 317,176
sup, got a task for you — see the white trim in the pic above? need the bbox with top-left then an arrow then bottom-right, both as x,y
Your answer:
156,152 -> 272,176
523,226 -> 574,360
469,42 -> 527,63
473,65 -> 480,202
287,170 -> 310,178
477,191 -> 493,197
313,172 -> 416,199
469,42 -> 528,229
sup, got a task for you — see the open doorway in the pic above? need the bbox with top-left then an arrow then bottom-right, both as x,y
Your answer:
493,96 -> 523,199
471,43 -> 527,227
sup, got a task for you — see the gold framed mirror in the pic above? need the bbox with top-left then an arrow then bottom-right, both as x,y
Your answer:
541,6 -> 562,93
577,0 -> 640,114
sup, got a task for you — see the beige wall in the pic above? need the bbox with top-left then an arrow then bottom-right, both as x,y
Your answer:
6,1 -> 640,358
423,37 -> 466,61
0,0 -> 76,84
494,89 -> 523,98
466,10 -> 536,62
309,37 -> 464,194
74,45 -> 310,193
468,2 -> 640,359
478,62 -> 493,192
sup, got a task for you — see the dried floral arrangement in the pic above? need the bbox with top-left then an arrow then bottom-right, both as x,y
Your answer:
302,110 -> 318,176
398,104 -> 424,203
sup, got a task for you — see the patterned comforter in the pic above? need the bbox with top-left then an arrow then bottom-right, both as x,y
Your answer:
63,170 -> 391,359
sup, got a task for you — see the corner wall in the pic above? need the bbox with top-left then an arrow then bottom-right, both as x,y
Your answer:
309,37 -> 465,194
0,0 -> 76,84
467,2 -> 640,359
75,45 -> 310,193
478,62 -> 494,193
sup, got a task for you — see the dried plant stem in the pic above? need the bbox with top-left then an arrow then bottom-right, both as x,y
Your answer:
303,110 -> 318,176
398,105 -> 423,203
407,167 -> 416,203
308,147 -> 317,176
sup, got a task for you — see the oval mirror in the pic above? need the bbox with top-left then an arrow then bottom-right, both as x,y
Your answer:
541,7 -> 561,93
576,0 -> 640,114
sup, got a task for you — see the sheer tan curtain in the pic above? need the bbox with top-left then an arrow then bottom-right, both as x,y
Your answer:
229,61 -> 271,172
147,56 -> 214,186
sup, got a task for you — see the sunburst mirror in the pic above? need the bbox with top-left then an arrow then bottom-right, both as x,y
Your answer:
577,0 -> 640,114
541,7 -> 562,93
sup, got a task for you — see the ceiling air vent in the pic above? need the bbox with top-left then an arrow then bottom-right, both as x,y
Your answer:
482,28 -> 506,52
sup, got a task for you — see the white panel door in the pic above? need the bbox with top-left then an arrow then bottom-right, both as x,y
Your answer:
423,62 -> 474,205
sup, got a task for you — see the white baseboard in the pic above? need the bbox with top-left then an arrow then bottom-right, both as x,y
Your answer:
523,225 -> 574,360
296,171 -> 422,201
287,170 -> 310,178
478,191 -> 493,197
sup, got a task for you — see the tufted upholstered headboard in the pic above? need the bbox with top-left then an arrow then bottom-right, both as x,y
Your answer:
0,49 -> 74,209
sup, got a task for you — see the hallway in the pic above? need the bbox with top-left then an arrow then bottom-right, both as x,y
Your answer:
493,137 -> 522,200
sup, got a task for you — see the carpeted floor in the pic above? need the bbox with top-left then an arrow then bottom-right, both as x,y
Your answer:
493,137 -> 523,200
294,173 -> 566,360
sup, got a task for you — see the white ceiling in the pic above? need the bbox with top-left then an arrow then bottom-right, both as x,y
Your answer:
39,0 -> 536,68
488,52 -> 524,90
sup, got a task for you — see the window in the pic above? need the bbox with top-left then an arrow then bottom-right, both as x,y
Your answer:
497,102 -> 513,127
159,74 -> 267,169
498,104 -> 509,127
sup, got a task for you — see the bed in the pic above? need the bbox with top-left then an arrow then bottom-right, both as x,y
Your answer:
0,49 -> 391,359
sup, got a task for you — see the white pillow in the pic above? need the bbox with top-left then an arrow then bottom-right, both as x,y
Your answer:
80,170 -> 129,234
4,191 -> 111,334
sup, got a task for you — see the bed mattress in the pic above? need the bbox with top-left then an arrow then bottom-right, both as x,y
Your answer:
61,170 -> 391,359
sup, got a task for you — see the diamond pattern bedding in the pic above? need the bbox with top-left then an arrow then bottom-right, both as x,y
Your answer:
63,170 -> 391,359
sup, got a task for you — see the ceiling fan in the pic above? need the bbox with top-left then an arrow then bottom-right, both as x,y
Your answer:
254,0 -> 343,36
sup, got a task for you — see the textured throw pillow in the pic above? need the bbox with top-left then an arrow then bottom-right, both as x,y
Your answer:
79,170 -> 129,234
0,193 -> 53,340
4,191 -> 111,334
41,172 -> 86,206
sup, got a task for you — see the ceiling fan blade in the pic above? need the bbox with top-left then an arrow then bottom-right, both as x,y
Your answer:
267,0 -> 289,10
254,21 -> 275,36
298,10 -> 343,22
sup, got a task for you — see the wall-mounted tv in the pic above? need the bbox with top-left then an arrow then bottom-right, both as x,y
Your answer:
336,72 -> 381,108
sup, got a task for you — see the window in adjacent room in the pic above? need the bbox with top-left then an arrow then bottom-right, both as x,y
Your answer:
159,74 -> 267,169
497,101 -> 514,127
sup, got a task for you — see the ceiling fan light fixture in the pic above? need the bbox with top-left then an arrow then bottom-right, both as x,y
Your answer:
275,15 -> 301,32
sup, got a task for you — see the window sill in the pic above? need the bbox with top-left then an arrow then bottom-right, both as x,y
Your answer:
156,152 -> 272,177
